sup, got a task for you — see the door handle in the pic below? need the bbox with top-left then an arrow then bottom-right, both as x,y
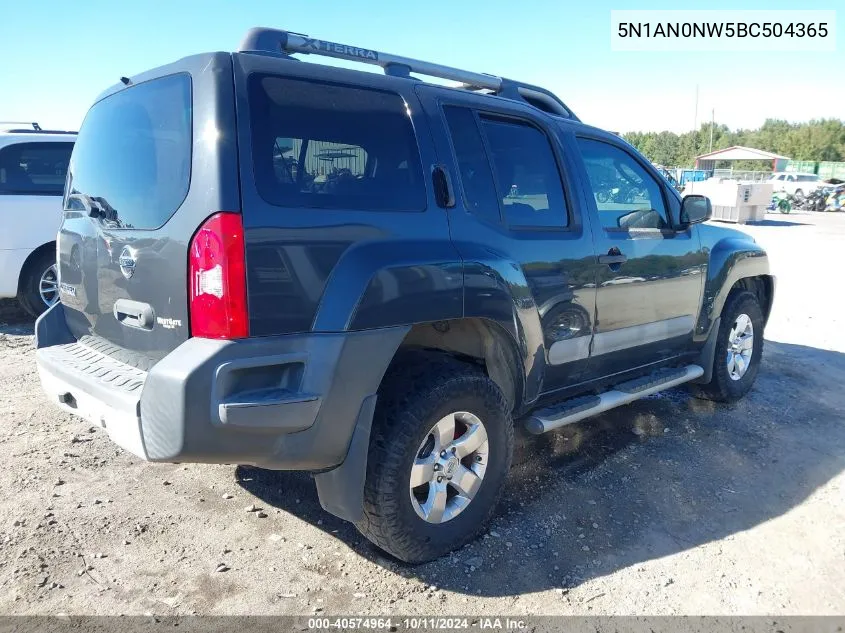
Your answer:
114,298 -> 154,330
598,248 -> 627,266
431,164 -> 455,208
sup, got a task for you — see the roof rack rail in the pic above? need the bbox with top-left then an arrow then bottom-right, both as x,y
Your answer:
0,121 -> 41,131
238,27 -> 578,120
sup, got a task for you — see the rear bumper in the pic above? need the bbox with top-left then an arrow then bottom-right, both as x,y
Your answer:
35,303 -> 407,469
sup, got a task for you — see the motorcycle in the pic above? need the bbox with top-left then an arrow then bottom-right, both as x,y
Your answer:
769,190 -> 795,214
595,183 -> 646,204
826,185 -> 845,212
800,188 -> 829,211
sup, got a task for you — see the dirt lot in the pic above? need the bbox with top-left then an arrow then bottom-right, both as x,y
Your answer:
1,212 -> 844,616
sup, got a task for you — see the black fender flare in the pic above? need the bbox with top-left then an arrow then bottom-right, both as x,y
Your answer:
696,235 -> 771,341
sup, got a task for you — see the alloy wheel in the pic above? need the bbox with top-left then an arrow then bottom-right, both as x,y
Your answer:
409,411 -> 489,524
39,264 -> 59,308
727,313 -> 754,381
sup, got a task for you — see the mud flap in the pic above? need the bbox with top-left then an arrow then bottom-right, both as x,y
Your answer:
314,394 -> 377,523
693,316 -> 721,384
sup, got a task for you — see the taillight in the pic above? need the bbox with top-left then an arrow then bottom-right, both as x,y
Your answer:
189,212 -> 248,339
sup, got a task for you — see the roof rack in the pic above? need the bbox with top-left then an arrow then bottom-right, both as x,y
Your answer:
0,121 -> 76,135
238,27 -> 578,120
0,121 -> 41,131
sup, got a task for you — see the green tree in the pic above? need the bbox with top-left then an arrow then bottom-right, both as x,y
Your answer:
623,118 -> 845,168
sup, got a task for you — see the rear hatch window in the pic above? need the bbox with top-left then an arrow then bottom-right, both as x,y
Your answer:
66,73 -> 192,229
59,72 -> 195,367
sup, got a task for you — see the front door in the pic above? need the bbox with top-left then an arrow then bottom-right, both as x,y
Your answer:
572,135 -> 705,377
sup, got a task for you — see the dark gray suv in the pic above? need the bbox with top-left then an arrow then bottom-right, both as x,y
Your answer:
35,27 -> 774,563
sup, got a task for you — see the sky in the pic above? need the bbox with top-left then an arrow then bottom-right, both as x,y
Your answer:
0,0 -> 841,134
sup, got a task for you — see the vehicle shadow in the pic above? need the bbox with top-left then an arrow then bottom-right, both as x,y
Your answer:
749,218 -> 809,227
0,299 -> 35,335
234,339 -> 845,596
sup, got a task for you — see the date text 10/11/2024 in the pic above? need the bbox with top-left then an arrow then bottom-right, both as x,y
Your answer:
306,617 -> 528,630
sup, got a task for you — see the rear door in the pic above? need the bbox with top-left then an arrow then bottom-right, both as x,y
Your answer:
231,53 -> 460,337
58,53 -> 240,368
416,86 -> 599,396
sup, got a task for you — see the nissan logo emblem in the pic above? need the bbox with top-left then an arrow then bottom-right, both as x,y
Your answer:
118,246 -> 137,280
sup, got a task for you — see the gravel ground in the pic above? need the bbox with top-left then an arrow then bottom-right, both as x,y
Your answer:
1,212 -> 844,616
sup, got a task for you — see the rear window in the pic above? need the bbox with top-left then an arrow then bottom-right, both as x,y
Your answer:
66,73 -> 192,229
248,75 -> 425,211
0,142 -> 73,196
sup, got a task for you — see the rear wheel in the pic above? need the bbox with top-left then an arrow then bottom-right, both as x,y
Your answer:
18,250 -> 59,318
357,352 -> 513,563
692,290 -> 764,402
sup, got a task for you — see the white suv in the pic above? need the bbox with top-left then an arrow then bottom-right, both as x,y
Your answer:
767,172 -> 822,198
0,124 -> 75,316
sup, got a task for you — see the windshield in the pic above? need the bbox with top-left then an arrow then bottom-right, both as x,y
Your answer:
66,73 -> 192,229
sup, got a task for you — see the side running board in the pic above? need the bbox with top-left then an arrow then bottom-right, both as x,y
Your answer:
525,364 -> 704,435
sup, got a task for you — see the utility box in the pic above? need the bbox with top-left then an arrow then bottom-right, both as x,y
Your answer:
684,179 -> 772,224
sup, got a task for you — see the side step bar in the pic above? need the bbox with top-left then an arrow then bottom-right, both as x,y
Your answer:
525,364 -> 704,435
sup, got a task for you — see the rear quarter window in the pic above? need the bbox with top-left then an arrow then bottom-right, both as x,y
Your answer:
66,73 -> 192,229
248,75 -> 425,212
0,142 -> 73,196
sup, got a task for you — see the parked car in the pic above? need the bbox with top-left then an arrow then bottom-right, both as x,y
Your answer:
0,123 -> 75,316
34,28 -> 774,563
767,172 -> 823,199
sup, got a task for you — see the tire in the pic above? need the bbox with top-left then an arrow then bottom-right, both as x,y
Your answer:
18,249 -> 59,318
691,290 -> 764,403
356,351 -> 513,563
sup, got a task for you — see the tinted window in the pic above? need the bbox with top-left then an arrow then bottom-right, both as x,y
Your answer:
480,117 -> 568,228
66,73 -> 192,229
249,75 -> 425,211
0,142 -> 73,195
797,175 -> 818,182
577,138 -> 668,230
443,106 -> 500,224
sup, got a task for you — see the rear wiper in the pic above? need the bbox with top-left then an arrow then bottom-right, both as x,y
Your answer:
66,192 -> 102,217
66,193 -> 121,224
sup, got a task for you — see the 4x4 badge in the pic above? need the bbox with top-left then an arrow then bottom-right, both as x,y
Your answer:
118,246 -> 136,280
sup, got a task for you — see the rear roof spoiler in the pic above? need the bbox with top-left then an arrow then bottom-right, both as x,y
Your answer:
238,27 -> 578,120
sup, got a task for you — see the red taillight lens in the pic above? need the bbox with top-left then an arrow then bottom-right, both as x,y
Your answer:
189,212 -> 248,339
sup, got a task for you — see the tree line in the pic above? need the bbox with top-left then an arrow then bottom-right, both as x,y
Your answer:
622,119 -> 845,170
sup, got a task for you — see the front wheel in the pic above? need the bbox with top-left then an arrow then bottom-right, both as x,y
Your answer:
357,352 -> 513,563
691,290 -> 764,402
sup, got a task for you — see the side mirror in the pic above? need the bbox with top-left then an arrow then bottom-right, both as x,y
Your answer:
681,194 -> 711,226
